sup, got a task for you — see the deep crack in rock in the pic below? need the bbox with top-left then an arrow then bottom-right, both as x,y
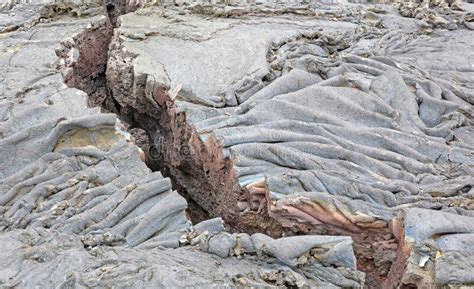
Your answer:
101,2 -> 474,288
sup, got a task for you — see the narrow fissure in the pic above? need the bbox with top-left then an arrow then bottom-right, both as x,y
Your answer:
56,3 -> 401,288
57,0 -> 212,225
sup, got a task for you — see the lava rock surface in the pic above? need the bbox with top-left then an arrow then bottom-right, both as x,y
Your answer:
1,0 -> 474,288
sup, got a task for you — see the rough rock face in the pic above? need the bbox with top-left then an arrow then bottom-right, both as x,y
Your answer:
0,226 -> 366,288
1,0 -> 474,288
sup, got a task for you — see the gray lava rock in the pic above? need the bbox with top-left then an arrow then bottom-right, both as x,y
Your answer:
0,2 -> 369,288
387,208 -> 474,288
104,2 -> 474,287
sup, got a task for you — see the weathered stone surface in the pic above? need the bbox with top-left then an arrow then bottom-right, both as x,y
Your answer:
2,0 -> 474,288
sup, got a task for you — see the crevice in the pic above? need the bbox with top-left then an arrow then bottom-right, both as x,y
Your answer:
56,3 -> 400,288
56,1 -> 211,225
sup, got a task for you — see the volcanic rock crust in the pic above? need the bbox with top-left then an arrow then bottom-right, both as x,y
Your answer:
1,0 -> 474,288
